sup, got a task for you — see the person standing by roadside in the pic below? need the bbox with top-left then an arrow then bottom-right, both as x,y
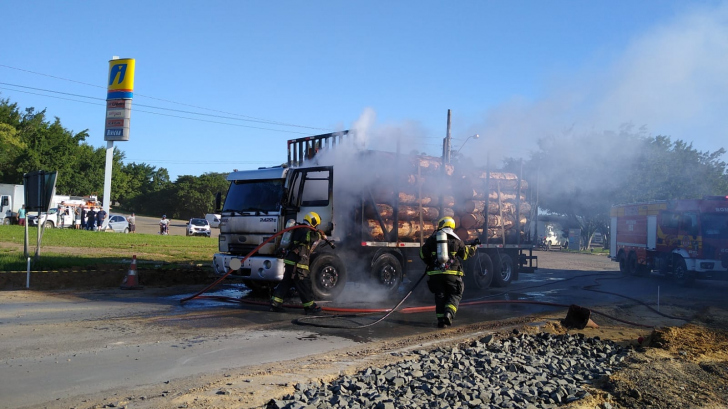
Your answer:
18,205 -> 26,226
127,212 -> 136,233
87,208 -> 96,231
58,202 -> 65,228
97,208 -> 107,231
80,206 -> 87,230
74,207 -> 81,229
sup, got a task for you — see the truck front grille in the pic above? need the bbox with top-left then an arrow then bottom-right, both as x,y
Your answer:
227,243 -> 258,255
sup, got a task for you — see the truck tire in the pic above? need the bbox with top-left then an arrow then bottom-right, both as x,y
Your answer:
618,252 -> 628,274
123,227 -> 130,234
310,253 -> 347,300
673,257 -> 695,286
627,252 -> 639,276
467,252 -> 494,291
492,253 -> 514,287
2,218 -> 9,225
44,221 -> 54,229
370,253 -> 403,295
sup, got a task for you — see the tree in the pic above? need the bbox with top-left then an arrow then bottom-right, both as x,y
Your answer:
170,173 -> 229,219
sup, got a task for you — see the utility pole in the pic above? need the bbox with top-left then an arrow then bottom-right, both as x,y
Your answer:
443,109 -> 452,163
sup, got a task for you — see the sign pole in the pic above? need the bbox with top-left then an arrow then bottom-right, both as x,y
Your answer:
102,140 -> 114,230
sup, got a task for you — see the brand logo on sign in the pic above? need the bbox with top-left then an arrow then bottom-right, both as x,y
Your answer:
260,217 -> 275,222
109,64 -> 128,86
716,207 -> 728,212
106,129 -> 123,137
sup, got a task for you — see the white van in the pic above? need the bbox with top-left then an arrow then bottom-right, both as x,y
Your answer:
205,213 -> 221,228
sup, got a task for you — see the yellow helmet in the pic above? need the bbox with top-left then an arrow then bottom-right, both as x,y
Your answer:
438,216 -> 455,230
304,211 -> 321,227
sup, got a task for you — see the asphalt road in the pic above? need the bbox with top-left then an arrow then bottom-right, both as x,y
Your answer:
1,251 -> 726,409
111,212 -> 219,238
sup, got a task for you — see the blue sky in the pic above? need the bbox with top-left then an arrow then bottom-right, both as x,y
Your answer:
2,1 -> 727,180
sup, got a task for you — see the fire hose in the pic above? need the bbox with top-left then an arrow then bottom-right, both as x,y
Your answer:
181,227 -> 685,329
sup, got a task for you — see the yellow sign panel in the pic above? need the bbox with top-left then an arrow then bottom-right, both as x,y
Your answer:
107,58 -> 135,99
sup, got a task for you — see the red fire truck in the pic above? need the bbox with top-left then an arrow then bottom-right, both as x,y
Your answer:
610,196 -> 728,284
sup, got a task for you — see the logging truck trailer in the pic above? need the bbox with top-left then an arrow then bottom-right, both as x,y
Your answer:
610,196 -> 728,284
212,132 -> 537,300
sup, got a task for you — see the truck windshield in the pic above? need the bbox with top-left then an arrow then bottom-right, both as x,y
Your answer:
701,213 -> 728,239
223,179 -> 283,214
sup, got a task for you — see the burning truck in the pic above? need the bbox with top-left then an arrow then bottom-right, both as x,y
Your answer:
611,196 -> 728,284
212,131 -> 537,300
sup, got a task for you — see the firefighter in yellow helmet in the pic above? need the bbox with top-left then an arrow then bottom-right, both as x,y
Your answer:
270,211 -> 326,314
420,216 -> 477,328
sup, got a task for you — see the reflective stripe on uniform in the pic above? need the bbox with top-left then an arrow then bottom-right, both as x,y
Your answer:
426,270 -> 464,276
271,296 -> 284,303
436,313 -> 445,318
296,264 -> 309,270
445,304 -> 457,313
283,260 -> 296,266
302,301 -> 314,308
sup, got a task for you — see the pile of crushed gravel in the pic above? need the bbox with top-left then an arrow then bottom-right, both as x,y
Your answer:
268,331 -> 630,409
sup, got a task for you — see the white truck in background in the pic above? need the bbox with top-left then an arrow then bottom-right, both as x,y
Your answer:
1,183 -> 25,225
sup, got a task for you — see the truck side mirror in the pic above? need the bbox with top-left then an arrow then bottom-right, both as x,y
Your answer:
214,192 -> 221,213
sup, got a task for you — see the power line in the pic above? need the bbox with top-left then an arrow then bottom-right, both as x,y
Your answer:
0,82 -> 325,130
0,63 -> 331,130
0,86 -> 310,135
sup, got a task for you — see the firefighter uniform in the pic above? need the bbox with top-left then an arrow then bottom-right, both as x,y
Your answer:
420,220 -> 476,328
270,220 -> 324,314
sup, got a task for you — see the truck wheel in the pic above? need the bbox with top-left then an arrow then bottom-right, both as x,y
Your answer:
370,253 -> 403,294
618,252 -> 628,274
492,253 -> 514,287
123,227 -> 129,234
44,221 -> 54,229
310,253 -> 347,300
467,252 -> 494,290
627,252 -> 639,275
673,257 -> 695,286
2,218 -> 9,225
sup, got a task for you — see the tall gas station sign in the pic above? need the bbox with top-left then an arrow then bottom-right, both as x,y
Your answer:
101,57 -> 135,228
104,58 -> 135,141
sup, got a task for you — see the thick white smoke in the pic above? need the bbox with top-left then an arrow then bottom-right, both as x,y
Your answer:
462,2 -> 728,199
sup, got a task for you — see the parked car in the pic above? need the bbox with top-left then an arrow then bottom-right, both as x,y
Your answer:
106,214 -> 130,233
27,208 -> 74,228
187,218 -> 211,237
205,213 -> 221,228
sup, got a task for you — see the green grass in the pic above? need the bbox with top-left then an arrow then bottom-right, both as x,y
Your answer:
0,225 -> 217,271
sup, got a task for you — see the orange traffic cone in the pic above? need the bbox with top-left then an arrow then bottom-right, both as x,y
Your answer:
121,255 -> 143,290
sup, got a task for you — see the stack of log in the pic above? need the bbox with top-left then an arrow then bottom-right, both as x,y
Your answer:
362,155 -> 531,243
453,171 -> 531,243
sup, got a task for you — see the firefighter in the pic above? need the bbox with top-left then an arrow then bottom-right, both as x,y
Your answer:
420,216 -> 477,328
270,211 -> 325,315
